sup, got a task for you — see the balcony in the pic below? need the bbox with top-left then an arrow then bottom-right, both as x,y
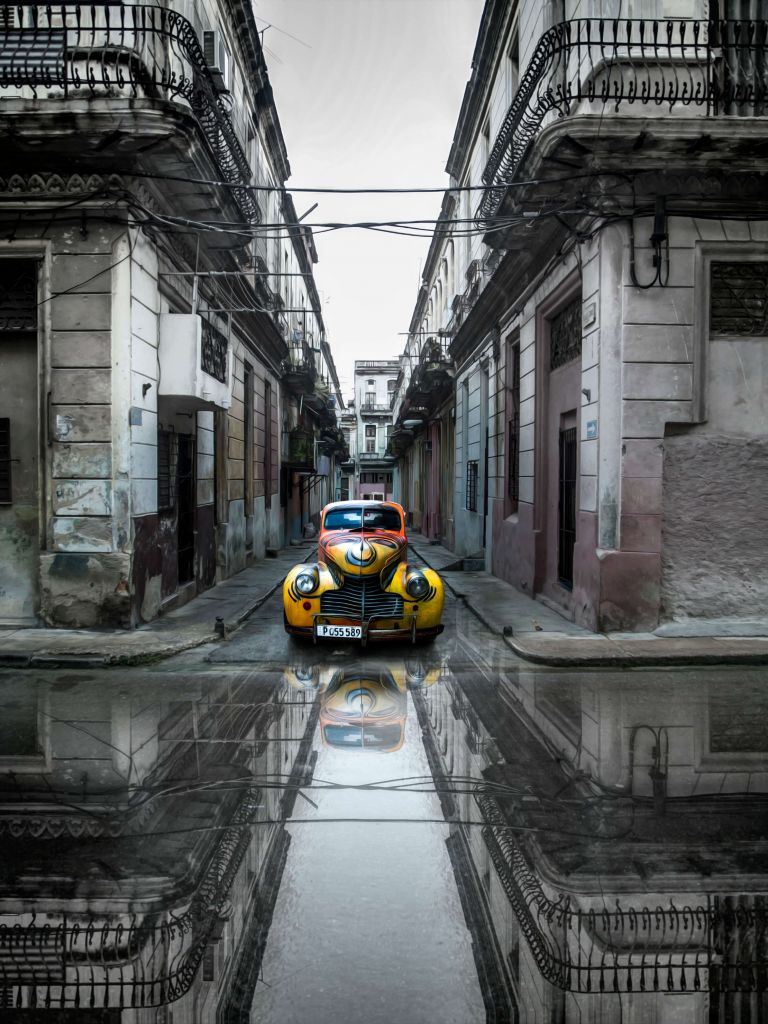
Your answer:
359,402 -> 392,416
281,337 -> 317,395
479,18 -> 768,223
359,451 -> 393,463
286,427 -> 315,472
0,3 -> 258,221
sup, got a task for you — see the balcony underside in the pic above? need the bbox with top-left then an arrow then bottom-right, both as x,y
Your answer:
484,115 -> 768,251
0,97 -> 251,231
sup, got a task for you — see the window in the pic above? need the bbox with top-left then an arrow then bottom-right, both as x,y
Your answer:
710,262 -> 768,335
244,363 -> 254,511
0,418 -> 11,503
264,380 -> 273,499
480,118 -> 491,169
0,258 -> 37,331
466,460 -> 479,512
203,944 -> 215,982
365,424 -> 376,453
367,379 -> 374,386
157,429 -> 176,511
506,340 -> 520,509
507,32 -> 520,104
324,506 -> 402,531
549,296 -> 582,370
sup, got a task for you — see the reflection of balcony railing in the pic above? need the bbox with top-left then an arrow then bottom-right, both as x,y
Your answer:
0,3 -> 258,220
479,18 -> 768,221
0,787 -> 261,1009
477,791 -> 768,995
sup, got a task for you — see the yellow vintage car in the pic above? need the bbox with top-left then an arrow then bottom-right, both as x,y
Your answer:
283,500 -> 445,645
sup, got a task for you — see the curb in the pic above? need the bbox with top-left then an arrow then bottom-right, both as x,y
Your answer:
0,559 -> 305,669
409,541 -> 768,668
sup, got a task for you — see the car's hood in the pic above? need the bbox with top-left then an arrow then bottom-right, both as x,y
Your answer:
319,528 -> 405,577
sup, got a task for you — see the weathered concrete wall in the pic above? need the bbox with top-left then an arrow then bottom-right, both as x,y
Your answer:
40,551 -> 132,627
42,223 -> 128,627
662,434 -> 768,619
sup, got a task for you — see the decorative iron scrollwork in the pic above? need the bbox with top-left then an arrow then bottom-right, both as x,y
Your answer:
710,262 -> 768,336
549,296 -> 581,370
478,18 -> 768,223
200,317 -> 228,383
0,4 -> 259,221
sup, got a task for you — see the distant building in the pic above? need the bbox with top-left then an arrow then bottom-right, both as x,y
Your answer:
339,401 -> 358,500
353,360 -> 399,502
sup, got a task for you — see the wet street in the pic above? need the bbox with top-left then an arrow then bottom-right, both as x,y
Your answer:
1,590 -> 767,1023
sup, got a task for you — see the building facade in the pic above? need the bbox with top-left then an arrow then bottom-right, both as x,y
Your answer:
390,0 -> 768,631
352,359 -> 398,502
0,1 -> 345,628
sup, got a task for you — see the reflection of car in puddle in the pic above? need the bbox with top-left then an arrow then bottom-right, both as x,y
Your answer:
285,660 -> 441,752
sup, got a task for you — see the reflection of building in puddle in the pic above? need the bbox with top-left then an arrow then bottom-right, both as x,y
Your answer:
416,661 -> 768,1023
284,658 -> 441,753
0,670 -> 317,1019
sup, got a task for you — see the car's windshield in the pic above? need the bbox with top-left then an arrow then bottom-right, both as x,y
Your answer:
324,506 -> 402,531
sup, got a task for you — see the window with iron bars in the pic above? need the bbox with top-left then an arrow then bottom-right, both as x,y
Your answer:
710,261 -> 768,336
507,341 -> 520,509
157,429 -> 177,511
466,460 -> 479,512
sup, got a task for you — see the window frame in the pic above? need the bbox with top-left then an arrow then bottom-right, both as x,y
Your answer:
693,241 -> 768,423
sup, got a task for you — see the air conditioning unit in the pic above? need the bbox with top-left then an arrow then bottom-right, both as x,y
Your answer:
202,29 -> 230,92
158,314 -> 232,411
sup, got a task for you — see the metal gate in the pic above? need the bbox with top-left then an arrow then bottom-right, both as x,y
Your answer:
557,426 -> 577,588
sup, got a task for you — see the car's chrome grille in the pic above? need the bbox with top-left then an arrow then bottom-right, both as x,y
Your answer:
321,576 -> 404,621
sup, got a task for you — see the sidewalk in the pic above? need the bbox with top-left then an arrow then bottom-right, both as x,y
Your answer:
0,542 -> 314,668
408,533 -> 768,667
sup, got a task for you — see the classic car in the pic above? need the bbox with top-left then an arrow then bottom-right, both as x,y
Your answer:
283,500 -> 445,645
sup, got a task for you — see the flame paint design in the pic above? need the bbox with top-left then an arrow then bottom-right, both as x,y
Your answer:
320,530 -> 404,577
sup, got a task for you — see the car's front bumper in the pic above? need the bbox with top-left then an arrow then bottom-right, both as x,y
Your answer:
285,613 -> 444,646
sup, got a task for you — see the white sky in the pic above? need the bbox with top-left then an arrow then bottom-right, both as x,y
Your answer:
252,0 -> 485,399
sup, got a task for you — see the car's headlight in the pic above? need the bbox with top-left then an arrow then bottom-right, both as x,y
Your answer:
295,570 -> 319,595
406,572 -> 430,599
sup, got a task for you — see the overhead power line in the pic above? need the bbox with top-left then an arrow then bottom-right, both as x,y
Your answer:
111,168 -> 632,194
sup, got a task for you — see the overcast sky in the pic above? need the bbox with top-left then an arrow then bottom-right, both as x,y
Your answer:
252,0 -> 485,399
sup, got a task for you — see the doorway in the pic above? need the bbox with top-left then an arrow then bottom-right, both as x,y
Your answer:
557,422 -> 577,588
177,433 -> 195,585
0,259 -> 40,624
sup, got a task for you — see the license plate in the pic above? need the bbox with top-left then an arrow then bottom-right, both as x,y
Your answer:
316,624 -> 363,639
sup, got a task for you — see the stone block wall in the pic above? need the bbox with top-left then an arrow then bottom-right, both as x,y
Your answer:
42,224 -> 131,627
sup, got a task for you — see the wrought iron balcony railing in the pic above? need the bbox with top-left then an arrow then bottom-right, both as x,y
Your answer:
359,402 -> 392,414
0,3 -> 258,221
479,18 -> 768,222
